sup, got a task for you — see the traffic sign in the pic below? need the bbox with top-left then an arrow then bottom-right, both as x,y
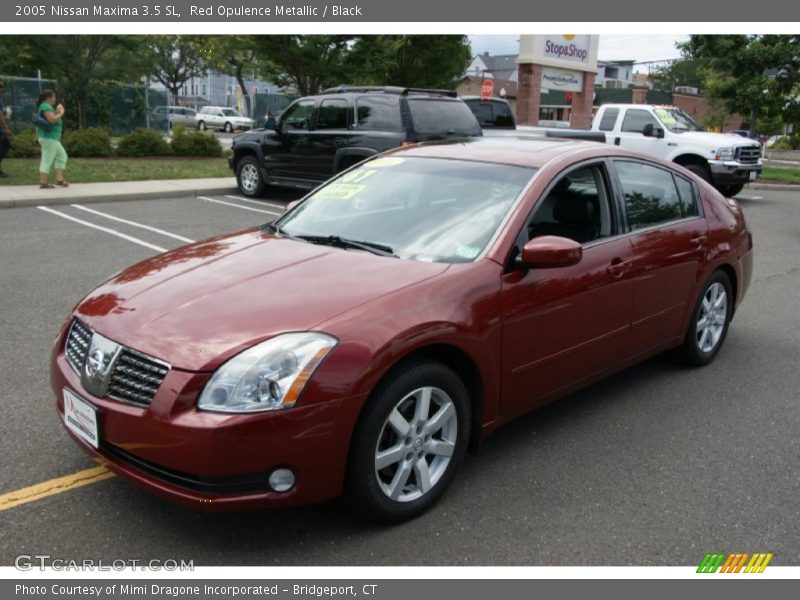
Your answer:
481,80 -> 494,99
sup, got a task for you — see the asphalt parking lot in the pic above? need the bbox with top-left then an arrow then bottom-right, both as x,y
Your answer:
0,188 -> 798,566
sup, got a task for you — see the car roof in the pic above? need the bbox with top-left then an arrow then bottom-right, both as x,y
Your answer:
390,136 -> 611,169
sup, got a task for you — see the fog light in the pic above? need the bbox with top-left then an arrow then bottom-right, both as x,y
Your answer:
268,468 -> 295,493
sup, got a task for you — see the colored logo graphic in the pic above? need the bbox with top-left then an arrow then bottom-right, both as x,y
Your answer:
697,552 -> 773,573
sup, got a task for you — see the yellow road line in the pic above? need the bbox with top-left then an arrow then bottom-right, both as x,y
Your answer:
0,467 -> 115,512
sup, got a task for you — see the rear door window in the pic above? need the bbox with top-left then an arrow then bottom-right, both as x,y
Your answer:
316,99 -> 350,129
356,96 -> 402,130
598,108 -> 619,131
614,160 -> 684,230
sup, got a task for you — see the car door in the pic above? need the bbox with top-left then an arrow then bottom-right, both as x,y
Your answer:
614,108 -> 667,159
501,161 -> 635,414
269,99 -> 316,179
308,97 -> 352,178
612,159 -> 709,355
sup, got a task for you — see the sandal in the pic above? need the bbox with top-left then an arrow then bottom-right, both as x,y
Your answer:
55,180 -> 69,187
39,183 -> 55,189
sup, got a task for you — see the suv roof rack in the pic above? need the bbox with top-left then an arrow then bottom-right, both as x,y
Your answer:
320,86 -> 458,98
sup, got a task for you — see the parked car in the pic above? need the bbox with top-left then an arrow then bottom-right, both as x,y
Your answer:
150,106 -> 197,130
195,106 -> 253,132
461,96 -> 516,129
229,86 -> 483,196
52,138 -> 752,522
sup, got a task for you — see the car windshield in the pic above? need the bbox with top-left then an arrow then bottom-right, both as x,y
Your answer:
222,109 -> 243,117
653,108 -> 703,132
277,156 -> 535,263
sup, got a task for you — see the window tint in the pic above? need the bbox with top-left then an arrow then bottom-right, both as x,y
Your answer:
492,102 -> 515,127
469,102 -> 494,127
621,109 -> 660,133
528,165 -> 613,245
316,99 -> 349,129
674,175 -> 700,217
598,108 -> 619,132
281,100 -> 315,131
407,99 -> 482,136
356,96 -> 402,130
615,161 -> 683,230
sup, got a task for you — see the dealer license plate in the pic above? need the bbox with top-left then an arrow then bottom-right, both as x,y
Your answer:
749,171 -> 758,181
63,388 -> 99,448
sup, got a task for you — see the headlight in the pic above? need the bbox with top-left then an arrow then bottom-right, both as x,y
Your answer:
197,333 -> 337,413
715,147 -> 735,160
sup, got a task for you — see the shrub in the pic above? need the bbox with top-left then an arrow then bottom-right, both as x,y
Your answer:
771,136 -> 793,150
170,125 -> 222,157
7,127 -> 40,158
62,127 -> 114,158
116,128 -> 172,157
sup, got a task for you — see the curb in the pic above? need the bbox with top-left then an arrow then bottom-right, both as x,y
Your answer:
0,183 -> 237,209
745,183 -> 800,192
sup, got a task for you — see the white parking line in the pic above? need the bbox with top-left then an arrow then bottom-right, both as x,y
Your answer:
196,195 -> 281,215
71,204 -> 196,244
224,195 -> 287,210
37,206 -> 167,253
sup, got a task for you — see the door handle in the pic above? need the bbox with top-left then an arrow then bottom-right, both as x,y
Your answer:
607,257 -> 630,279
690,235 -> 708,248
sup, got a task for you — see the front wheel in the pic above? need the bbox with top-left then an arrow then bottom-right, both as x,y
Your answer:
678,270 -> 733,366
684,162 -> 712,185
344,359 -> 470,522
717,183 -> 745,198
235,155 -> 267,197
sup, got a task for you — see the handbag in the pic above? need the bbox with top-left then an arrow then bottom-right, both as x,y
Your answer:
32,110 -> 54,132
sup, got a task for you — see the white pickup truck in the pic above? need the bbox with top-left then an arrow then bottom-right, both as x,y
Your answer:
499,103 -> 763,198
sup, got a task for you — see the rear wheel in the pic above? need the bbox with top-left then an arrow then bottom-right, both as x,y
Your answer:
197,120 -> 206,131
344,359 -> 470,522
235,155 -> 267,197
717,183 -> 745,198
678,270 -> 733,366
224,122 -> 233,133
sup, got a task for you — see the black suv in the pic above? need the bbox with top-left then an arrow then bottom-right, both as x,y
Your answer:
229,86 -> 482,196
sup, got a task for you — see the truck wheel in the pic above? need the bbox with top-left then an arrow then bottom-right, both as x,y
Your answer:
236,156 -> 267,197
717,183 -> 745,198
684,163 -> 712,185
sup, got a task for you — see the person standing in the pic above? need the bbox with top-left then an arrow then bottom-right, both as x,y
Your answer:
0,79 -> 12,178
35,89 -> 68,188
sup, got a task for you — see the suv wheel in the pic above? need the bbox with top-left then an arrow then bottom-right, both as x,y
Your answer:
236,155 -> 267,197
197,120 -> 206,131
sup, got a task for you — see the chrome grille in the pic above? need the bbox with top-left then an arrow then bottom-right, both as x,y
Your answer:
108,350 -> 169,406
736,145 -> 761,164
65,319 -> 91,373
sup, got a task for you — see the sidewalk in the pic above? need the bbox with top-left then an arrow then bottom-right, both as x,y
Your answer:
0,177 -> 237,208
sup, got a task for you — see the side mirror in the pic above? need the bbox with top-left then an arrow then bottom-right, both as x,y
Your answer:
265,116 -> 277,130
643,123 -> 665,138
517,236 -> 583,269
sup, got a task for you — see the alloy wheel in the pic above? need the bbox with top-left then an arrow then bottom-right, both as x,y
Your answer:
696,281 -> 728,353
239,163 -> 259,194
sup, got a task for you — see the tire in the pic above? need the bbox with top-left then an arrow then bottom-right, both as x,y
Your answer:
235,155 -> 267,197
344,359 -> 471,523
717,183 -> 745,198
224,122 -> 233,133
683,162 -> 712,185
197,120 -> 206,131
678,270 -> 733,366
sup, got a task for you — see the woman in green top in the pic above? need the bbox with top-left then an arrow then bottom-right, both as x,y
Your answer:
35,89 -> 68,188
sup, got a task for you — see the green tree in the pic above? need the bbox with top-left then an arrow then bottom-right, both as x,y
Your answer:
147,35 -> 209,106
649,57 -> 704,92
255,36 -> 353,96
347,36 -> 472,90
205,36 -> 260,116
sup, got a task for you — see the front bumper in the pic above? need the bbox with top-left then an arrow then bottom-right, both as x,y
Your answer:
51,343 -> 365,510
708,160 -> 762,185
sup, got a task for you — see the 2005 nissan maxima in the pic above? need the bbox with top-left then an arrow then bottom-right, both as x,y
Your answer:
52,138 -> 753,522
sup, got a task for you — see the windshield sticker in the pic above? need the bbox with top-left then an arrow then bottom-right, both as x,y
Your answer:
369,157 -> 405,168
316,183 -> 365,200
655,109 -> 676,125
339,169 -> 377,184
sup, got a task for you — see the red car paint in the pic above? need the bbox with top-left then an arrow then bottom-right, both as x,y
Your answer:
51,138 -> 753,510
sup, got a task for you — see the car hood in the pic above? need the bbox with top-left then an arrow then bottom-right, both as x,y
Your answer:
675,131 -> 760,148
75,229 -> 448,371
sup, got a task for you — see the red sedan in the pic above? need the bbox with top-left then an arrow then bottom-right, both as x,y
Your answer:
52,138 -> 753,522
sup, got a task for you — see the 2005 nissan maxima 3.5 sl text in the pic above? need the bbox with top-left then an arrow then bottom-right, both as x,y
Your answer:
52,138 -> 753,522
